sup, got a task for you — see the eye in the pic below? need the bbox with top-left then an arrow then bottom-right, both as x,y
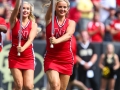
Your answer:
23,7 -> 25,9
58,6 -> 62,8
64,6 -> 67,9
27,7 -> 30,10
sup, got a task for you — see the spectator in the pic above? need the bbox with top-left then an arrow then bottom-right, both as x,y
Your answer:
68,4 -> 81,38
99,43 -> 119,90
76,30 -> 99,90
87,11 -> 105,42
116,0 -> 120,8
0,3 -> 6,18
68,36 -> 88,90
76,0 -> 93,32
100,0 -> 116,23
110,10 -> 120,42
104,7 -> 116,42
34,14 -> 45,40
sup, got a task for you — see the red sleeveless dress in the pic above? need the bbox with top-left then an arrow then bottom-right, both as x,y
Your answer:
44,17 -> 74,75
8,20 -> 35,70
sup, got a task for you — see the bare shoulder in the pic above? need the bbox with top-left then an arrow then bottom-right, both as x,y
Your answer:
69,20 -> 76,25
32,22 -> 37,28
114,54 -> 119,59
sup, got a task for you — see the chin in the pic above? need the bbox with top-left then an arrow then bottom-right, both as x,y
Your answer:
23,15 -> 29,18
59,14 -> 66,17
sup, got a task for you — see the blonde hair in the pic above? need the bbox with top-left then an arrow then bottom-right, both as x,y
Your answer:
56,0 -> 70,8
18,1 -> 35,22
43,0 -> 70,9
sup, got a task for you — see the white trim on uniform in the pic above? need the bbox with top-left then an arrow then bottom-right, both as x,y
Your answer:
56,16 -> 66,28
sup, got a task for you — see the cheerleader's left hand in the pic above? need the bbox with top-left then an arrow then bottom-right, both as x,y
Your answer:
17,46 -> 25,52
49,36 -> 58,44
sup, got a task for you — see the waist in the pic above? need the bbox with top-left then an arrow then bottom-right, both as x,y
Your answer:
12,44 -> 33,48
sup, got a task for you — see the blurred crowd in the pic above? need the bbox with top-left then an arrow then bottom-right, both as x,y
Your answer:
1,0 -> 120,90
69,0 -> 120,42
0,0 -> 120,43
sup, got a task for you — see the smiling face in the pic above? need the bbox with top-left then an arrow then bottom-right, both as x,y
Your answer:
20,2 -> 31,18
55,1 -> 69,17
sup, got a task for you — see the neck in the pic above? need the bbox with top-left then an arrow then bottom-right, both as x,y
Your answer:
82,40 -> 88,44
56,15 -> 65,22
22,17 -> 29,23
110,15 -> 115,19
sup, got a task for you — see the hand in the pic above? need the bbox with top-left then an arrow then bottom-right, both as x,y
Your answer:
84,63 -> 90,70
49,36 -> 58,44
17,46 -> 25,52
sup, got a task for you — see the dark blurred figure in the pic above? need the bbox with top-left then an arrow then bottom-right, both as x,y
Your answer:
104,7 -> 116,42
110,10 -> 120,42
99,43 -> 119,90
35,14 -> 45,40
76,30 -> 99,90
0,3 -> 6,18
69,0 -> 76,8
68,36 -> 88,90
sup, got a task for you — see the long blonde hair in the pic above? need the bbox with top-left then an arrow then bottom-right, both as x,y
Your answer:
56,0 -> 70,8
17,1 -> 35,22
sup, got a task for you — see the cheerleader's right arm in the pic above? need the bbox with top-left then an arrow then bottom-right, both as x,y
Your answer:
113,54 -> 119,70
99,54 -> 105,69
9,0 -> 21,29
45,0 -> 54,26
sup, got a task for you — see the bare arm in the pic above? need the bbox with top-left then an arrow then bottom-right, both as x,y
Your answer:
89,54 -> 97,65
9,0 -> 21,29
56,20 -> 76,43
110,28 -> 120,35
88,30 -> 99,36
113,54 -> 120,70
45,1 -> 52,26
99,54 -> 105,69
22,22 -> 38,51
0,25 -> 7,33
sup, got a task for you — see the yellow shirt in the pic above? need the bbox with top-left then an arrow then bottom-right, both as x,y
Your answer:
77,0 -> 93,19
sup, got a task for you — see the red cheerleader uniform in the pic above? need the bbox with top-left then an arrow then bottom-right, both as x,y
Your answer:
8,20 -> 35,70
44,17 -> 74,75
0,17 -> 7,52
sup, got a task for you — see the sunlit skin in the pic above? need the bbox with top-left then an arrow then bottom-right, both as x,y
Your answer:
55,1 -> 68,17
20,3 -> 31,18
94,13 -> 100,22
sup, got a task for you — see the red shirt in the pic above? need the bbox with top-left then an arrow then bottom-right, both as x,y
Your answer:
110,20 -> 120,41
116,0 -> 120,7
0,17 -> 7,52
87,21 -> 105,42
91,0 -> 100,3
68,7 -> 81,23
